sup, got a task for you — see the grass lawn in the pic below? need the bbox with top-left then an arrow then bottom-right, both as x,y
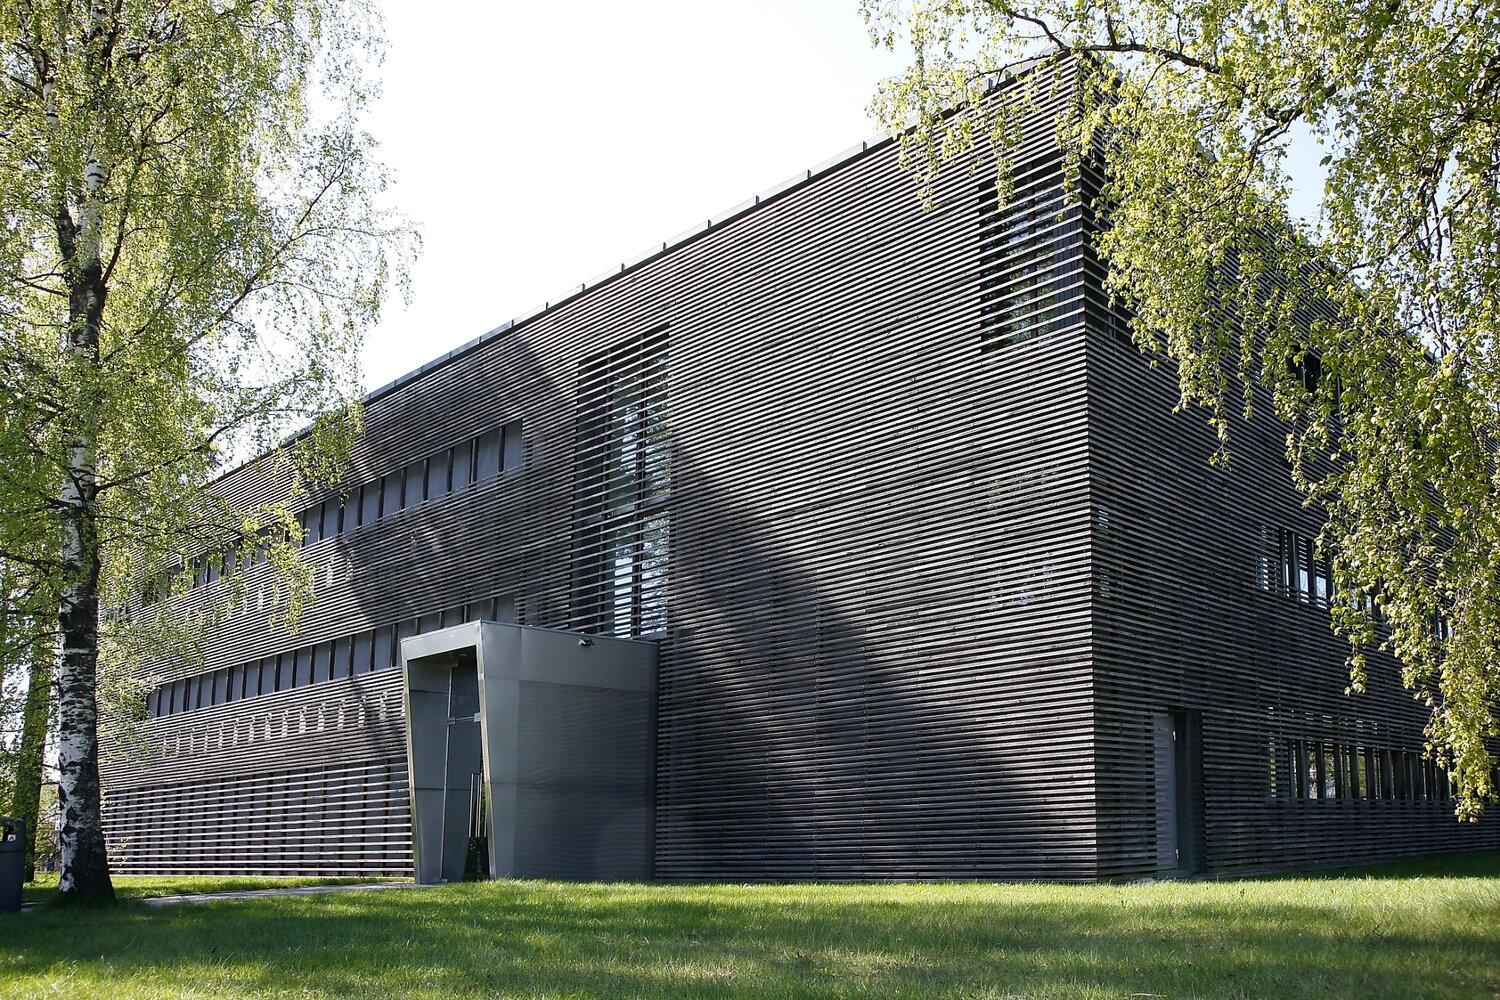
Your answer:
3,853 -> 1497,999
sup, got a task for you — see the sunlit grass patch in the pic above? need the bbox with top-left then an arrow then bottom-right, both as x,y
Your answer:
3,852 -> 1497,998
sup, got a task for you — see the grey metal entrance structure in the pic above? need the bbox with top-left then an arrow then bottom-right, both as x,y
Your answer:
401,622 -> 657,883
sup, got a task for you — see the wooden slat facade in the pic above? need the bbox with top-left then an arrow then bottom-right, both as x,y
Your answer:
101,57 -> 1498,880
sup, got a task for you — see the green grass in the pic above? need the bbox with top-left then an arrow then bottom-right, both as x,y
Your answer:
3,853 -> 1498,999
20,873 -> 384,905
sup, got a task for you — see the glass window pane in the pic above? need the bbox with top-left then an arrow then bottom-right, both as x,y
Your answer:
374,626 -> 394,670
311,643 -> 328,684
404,459 -> 426,507
382,470 -> 404,515
353,630 -> 374,674
452,440 -> 474,489
475,429 -> 501,480
502,419 -> 523,474
331,636 -> 351,680
361,481 -> 380,524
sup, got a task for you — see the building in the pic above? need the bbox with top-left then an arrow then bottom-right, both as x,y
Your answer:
101,58 -> 1499,882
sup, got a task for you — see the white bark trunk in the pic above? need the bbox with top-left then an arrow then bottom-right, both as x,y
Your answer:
54,82 -> 114,899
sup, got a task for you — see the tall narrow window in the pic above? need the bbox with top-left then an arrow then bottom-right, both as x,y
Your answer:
502,419 -> 524,474
403,459 -> 426,507
977,155 -> 1082,350
360,481 -> 380,525
475,428 -> 502,480
352,630 -> 374,675
452,439 -> 474,490
572,327 -> 671,637
381,469 -> 405,516
430,449 -> 451,498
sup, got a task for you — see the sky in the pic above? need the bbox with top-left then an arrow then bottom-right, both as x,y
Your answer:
360,1 -> 910,392
359,3 -> 1326,394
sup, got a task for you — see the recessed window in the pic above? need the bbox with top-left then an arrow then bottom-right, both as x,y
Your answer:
1260,526 -> 1332,608
331,636 -> 351,680
381,469 -> 404,516
572,327 -> 671,637
430,449 -> 451,496
502,420 -> 523,474
1274,737 -> 1447,802
977,156 -> 1081,351
452,440 -> 474,489
475,428 -> 502,480
403,459 -> 426,508
353,630 -> 374,675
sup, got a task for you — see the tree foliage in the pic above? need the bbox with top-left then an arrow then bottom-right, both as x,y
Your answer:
0,0 -> 414,900
864,0 -> 1500,817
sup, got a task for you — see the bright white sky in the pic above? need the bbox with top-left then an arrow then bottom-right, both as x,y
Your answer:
360,3 -> 1325,393
360,1 -> 909,392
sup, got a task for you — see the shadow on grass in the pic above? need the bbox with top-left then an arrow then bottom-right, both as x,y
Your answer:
4,855 -> 1498,999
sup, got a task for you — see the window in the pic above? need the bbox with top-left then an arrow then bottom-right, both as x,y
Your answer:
1271,736 -> 1447,803
353,630 -> 374,675
429,449 -> 451,497
403,459 -> 426,508
246,659 -> 265,698
322,497 -> 341,537
1288,349 -> 1323,394
1261,526 -> 1332,607
381,469 -> 404,517
373,625 -> 394,670
343,488 -> 362,532
331,636 -> 351,680
360,482 -> 380,525
302,506 -> 322,546
977,156 -> 1082,350
475,428 -> 502,480
572,328 -> 671,637
502,419 -> 523,474
452,439 -> 474,489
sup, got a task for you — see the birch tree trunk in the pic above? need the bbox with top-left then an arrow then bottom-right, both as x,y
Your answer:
53,144 -> 114,902
0,0 -> 410,902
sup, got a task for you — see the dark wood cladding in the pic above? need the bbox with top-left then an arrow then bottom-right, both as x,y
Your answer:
1074,167 -> 1500,871
101,56 -> 1497,879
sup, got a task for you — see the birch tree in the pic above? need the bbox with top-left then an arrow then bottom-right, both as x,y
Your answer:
864,0 -> 1500,817
0,0 -> 413,902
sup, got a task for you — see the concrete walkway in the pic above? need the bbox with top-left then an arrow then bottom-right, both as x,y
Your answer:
139,881 -> 426,906
17,880 -> 427,912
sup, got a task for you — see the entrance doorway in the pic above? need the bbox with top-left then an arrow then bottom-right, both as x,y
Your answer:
407,646 -> 485,883
401,621 -> 658,883
1153,708 -> 1202,875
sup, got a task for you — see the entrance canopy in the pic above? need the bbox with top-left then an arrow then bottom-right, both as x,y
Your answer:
401,622 -> 657,883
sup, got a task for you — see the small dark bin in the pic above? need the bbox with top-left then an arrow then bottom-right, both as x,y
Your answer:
0,817 -> 25,912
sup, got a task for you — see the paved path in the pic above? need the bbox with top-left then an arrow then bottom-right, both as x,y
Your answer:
17,881 -> 427,911
140,881 -> 425,906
